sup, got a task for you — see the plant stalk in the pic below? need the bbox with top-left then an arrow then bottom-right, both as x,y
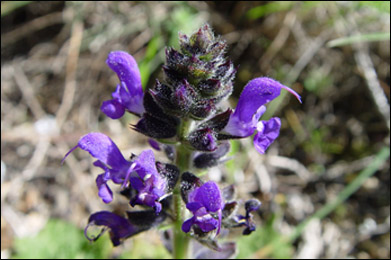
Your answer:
172,119 -> 193,259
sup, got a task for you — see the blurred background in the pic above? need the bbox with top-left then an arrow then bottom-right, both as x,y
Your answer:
1,1 -> 390,259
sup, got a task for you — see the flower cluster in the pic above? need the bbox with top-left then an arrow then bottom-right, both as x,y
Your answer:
64,24 -> 300,258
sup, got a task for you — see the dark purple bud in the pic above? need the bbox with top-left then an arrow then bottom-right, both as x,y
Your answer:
180,172 -> 203,204
171,80 -> 197,115
126,210 -> 167,230
165,47 -> 186,68
214,81 -> 234,103
239,199 -> 262,235
189,24 -> 214,52
222,201 -> 238,219
163,145 -> 175,161
221,184 -> 235,202
245,199 -> 261,215
163,65 -> 184,84
198,109 -> 232,132
133,114 -> 178,139
178,32 -> 189,46
242,222 -> 257,235
188,128 -> 218,152
198,41 -> 227,62
189,65 -> 213,83
149,81 -> 177,113
198,79 -> 221,96
193,142 -> 230,169
142,91 -> 180,126
133,92 -> 179,139
191,99 -> 216,119
156,162 -> 180,191
215,60 -> 234,82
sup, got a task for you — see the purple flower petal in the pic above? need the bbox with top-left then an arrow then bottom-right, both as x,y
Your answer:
122,150 -> 167,214
106,51 -> 143,97
195,215 -> 219,233
100,99 -> 125,119
182,217 -> 195,233
224,77 -> 300,137
96,174 -> 113,203
102,51 -> 145,118
132,149 -> 158,180
188,128 -> 218,152
64,134 -> 167,211
64,132 -> 129,170
253,117 -> 281,154
85,211 -> 136,246
148,139 -> 161,151
190,181 -> 224,212
183,181 -> 224,234
186,202 -> 204,212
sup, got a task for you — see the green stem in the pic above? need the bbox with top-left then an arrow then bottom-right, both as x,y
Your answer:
172,119 -> 193,259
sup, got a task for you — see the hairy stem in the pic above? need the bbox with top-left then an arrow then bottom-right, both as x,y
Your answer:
173,119 -> 193,259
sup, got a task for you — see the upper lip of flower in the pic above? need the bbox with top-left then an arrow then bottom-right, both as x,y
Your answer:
223,77 -> 301,137
220,77 -> 301,154
101,51 -> 145,119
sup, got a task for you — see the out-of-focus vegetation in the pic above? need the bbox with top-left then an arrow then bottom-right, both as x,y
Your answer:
1,1 -> 389,259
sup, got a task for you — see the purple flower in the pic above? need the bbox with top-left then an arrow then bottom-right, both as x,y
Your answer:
101,51 -> 145,119
85,210 -> 167,246
235,199 -> 262,235
85,211 -> 136,246
63,132 -> 166,213
223,77 -> 301,153
182,181 -> 225,234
